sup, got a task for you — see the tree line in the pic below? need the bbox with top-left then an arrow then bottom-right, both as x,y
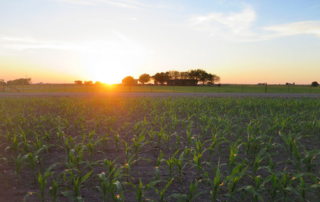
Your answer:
122,69 -> 220,85
1,78 -> 32,85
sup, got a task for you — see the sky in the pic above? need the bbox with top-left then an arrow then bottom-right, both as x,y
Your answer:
1,0 -> 320,84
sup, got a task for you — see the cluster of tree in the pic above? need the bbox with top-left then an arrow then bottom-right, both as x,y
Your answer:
7,78 -> 31,85
122,76 -> 135,85
0,79 -> 4,84
311,81 -> 319,87
123,69 -> 220,85
74,81 -> 103,85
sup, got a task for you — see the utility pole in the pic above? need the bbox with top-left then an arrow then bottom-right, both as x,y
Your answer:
265,83 -> 267,93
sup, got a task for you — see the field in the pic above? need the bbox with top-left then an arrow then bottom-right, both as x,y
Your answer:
1,96 -> 320,202
2,84 -> 320,94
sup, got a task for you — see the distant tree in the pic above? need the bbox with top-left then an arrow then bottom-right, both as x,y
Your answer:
206,74 -> 221,85
84,81 -> 93,85
122,76 -> 135,85
188,69 -> 207,82
0,79 -> 4,84
188,69 -> 209,85
94,81 -> 102,85
311,81 -> 319,87
138,74 -> 151,85
74,80 -> 82,85
168,70 -> 180,79
199,72 -> 209,85
152,72 -> 170,84
211,74 -> 220,84
7,78 -> 31,85
179,72 -> 189,79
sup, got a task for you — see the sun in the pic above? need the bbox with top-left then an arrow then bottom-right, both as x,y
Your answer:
78,39 -> 149,84
80,52 -> 139,84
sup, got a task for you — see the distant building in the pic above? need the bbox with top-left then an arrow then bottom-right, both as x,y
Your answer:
133,79 -> 139,85
166,79 -> 198,86
286,82 -> 295,85
258,83 -> 266,85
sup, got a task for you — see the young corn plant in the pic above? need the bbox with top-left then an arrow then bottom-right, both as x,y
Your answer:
186,124 -> 193,148
13,154 -> 25,184
165,149 -> 179,178
292,140 -> 303,172
61,170 -> 92,202
101,132 -> 110,152
194,136 -> 208,155
154,150 -> 164,180
173,132 -> 183,149
173,151 -> 187,179
191,150 -> 205,179
279,169 -> 292,202
132,133 -> 148,165
113,133 -> 121,152
85,139 -> 100,160
148,129 -> 156,147
223,161 -> 248,202
102,157 -> 120,181
204,158 -> 223,202
237,176 -> 264,202
171,180 -> 206,202
279,131 -> 301,160
128,178 -> 160,202
5,133 -> 20,156
287,173 -> 315,202
25,148 -> 43,184
56,129 -> 65,144
303,149 -> 319,172
264,173 -> 280,202
96,169 -> 124,202
156,130 -> 164,149
43,128 -> 55,145
163,132 -> 172,151
96,172 -> 112,202
38,164 -> 57,202
154,178 -> 174,202
84,160 -> 99,185
228,140 -> 242,173
252,148 -> 266,179
66,149 -> 84,171
49,177 -> 60,202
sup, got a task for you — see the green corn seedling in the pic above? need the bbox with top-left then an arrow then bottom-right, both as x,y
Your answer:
154,178 -> 174,202
171,180 -> 206,202
224,161 -> 248,202
62,170 -> 92,202
38,164 -> 56,202
25,148 -> 43,183
165,149 -> 179,177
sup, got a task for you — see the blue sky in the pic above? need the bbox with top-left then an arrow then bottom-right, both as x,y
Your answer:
1,0 -> 320,84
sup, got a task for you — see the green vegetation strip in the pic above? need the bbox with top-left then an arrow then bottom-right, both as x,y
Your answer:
1,84 -> 320,94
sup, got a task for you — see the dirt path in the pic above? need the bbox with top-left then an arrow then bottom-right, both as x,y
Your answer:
1,92 -> 320,98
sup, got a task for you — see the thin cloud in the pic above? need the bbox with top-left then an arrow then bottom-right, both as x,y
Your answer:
0,33 -> 154,56
188,7 -> 257,42
263,21 -> 320,39
189,7 -> 320,42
